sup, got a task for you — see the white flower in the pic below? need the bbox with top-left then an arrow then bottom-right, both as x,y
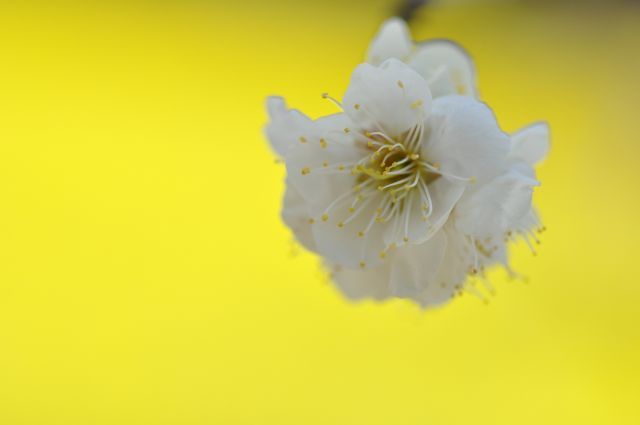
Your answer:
367,18 -> 477,98
265,28 -> 549,308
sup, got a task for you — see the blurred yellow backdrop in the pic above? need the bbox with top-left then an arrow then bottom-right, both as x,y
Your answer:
0,1 -> 638,424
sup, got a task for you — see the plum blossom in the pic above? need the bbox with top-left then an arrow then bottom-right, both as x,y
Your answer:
265,22 -> 548,308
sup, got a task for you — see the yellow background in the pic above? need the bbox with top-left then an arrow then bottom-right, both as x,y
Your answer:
0,1 -> 638,423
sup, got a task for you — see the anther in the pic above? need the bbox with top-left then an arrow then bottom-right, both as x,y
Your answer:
343,128 -> 350,134
379,251 -> 386,259
299,136 -> 308,144
337,222 -> 344,228
301,167 -> 310,175
359,261 -> 366,268
322,161 -> 328,168
357,231 -> 364,237
410,100 -> 423,109
354,104 -> 360,110
319,138 -> 327,149
308,218 -> 315,224
321,213 -> 328,222
397,80 -> 404,89
409,153 -> 419,160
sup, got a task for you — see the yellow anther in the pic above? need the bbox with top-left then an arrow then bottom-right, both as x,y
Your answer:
356,194 -> 363,201
367,141 -> 374,148
359,261 -> 366,268
357,231 -> 364,237
353,185 -> 361,192
365,131 -> 373,138
348,207 -> 355,213
322,161 -> 328,168
301,167 -> 310,175
338,165 -> 345,171
379,251 -> 387,259
432,162 -> 441,169
343,128 -> 350,134
403,236 -> 409,243
319,138 -> 327,149
308,218 -> 315,224
354,104 -> 360,110
321,213 -> 328,222
409,153 -> 420,160
337,222 -> 344,228
410,100 -> 423,109
397,80 -> 405,89
321,93 -> 329,99
299,136 -> 308,143
376,208 -> 382,214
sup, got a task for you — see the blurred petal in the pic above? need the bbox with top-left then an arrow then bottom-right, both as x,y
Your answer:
410,40 -> 477,98
366,18 -> 413,65
265,96 -> 313,157
510,122 -> 550,165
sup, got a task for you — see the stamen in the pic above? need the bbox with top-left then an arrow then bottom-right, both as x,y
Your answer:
321,92 -> 343,109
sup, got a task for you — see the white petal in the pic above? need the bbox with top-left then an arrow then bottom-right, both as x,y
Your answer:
311,191 -> 388,269
454,170 -> 539,237
264,96 -> 313,157
416,224 -> 469,307
388,230 -> 448,298
366,18 -> 413,66
281,180 -> 316,252
330,261 -> 392,301
510,122 -> 550,165
343,59 -> 432,138
423,95 -> 510,183
409,40 -> 477,98
285,113 -> 366,216
383,177 -> 464,247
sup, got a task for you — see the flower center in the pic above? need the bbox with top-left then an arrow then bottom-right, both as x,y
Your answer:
353,126 -> 441,220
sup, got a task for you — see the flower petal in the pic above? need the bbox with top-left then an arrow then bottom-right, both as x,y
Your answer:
388,229 -> 448,298
330,261 -> 392,301
281,180 -> 316,252
343,59 -> 432,138
366,18 -> 413,66
382,177 -> 464,248
265,96 -> 313,157
409,40 -> 477,98
311,191 -> 388,269
510,122 -> 550,166
453,170 -> 539,237
423,95 -> 510,183
285,113 -> 366,216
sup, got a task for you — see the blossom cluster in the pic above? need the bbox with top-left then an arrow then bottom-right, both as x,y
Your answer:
265,19 -> 548,307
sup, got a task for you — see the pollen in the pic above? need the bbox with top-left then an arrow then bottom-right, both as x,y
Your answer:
319,138 -> 327,149
301,167 -> 310,175
322,161 -> 328,168
354,104 -> 360,110
299,136 -> 308,144
397,80 -> 404,89
359,261 -> 366,268
343,128 -> 350,134
337,222 -> 344,228
379,251 -> 387,259
357,231 -> 364,237
321,213 -> 328,222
